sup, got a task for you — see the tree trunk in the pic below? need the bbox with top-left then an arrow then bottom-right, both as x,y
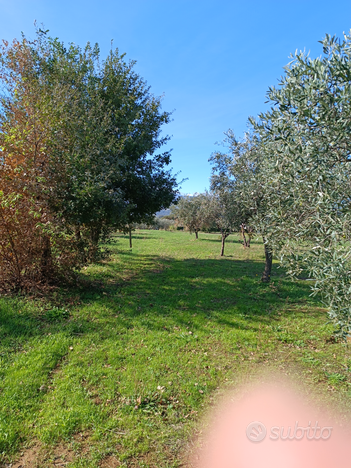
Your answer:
90,226 -> 101,245
129,228 -> 132,249
195,230 -> 198,239
220,234 -> 226,256
247,226 -> 253,248
247,236 -> 251,248
261,238 -> 273,282
89,226 -> 101,261
241,224 -> 248,247
75,225 -> 86,263
242,231 -> 248,247
41,235 -> 53,280
75,225 -> 81,242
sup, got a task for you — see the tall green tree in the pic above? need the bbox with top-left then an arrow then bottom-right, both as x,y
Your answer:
209,131 -> 275,279
250,32 -> 351,336
0,35 -> 89,288
117,164 -> 178,248
37,33 -> 178,256
0,28 -> 177,287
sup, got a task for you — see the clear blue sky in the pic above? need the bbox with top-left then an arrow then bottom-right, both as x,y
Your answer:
2,0 -> 351,194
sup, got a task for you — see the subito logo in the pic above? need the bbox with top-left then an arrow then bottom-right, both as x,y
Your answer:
246,421 -> 267,442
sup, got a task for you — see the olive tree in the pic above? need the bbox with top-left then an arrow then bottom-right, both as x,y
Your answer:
209,131 -> 275,280
171,194 -> 207,238
251,32 -> 351,336
200,190 -> 239,256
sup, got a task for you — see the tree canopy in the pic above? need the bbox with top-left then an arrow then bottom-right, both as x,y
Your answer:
171,194 -> 206,239
213,32 -> 351,336
0,29 -> 178,288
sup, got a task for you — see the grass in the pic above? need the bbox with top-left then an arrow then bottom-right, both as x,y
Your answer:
1,230 -> 351,467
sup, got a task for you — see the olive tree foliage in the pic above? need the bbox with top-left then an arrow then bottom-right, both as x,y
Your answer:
154,216 -> 174,231
250,33 -> 351,337
200,190 -> 240,256
209,131 -> 275,279
171,190 -> 242,255
171,194 -> 207,238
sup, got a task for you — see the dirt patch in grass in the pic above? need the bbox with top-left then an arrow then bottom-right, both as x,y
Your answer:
10,441 -> 74,468
11,442 -> 44,468
9,433 -> 92,468
99,455 -> 120,467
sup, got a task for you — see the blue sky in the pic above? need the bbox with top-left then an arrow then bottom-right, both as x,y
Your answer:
2,0 -> 351,194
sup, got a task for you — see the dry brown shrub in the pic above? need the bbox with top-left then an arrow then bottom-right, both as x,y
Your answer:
0,38 -> 82,291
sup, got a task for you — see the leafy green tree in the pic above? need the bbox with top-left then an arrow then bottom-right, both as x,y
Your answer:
0,28 -> 177,287
209,131 -> 274,278
36,33 -> 177,256
201,191 -> 239,256
155,216 -> 174,231
250,32 -> 351,336
0,36 -> 85,288
171,194 -> 206,239
117,168 -> 178,248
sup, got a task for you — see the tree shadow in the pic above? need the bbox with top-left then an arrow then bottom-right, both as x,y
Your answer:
89,251 -> 322,333
111,233 -> 154,241
198,236 -> 243,244
0,250 -> 323,348
197,236 -> 263,248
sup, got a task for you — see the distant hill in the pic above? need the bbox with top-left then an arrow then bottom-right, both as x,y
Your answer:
155,209 -> 171,218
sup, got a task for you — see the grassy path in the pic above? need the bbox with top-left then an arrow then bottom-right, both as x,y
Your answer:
1,231 -> 351,467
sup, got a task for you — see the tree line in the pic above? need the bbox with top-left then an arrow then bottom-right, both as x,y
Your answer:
0,29 -> 177,290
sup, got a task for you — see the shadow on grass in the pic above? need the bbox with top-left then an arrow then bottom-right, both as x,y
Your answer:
87,251 -> 321,330
113,233 -> 155,241
197,236 -> 244,244
0,250 -> 322,349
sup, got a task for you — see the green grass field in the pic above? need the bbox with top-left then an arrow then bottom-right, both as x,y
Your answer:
1,230 -> 351,467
